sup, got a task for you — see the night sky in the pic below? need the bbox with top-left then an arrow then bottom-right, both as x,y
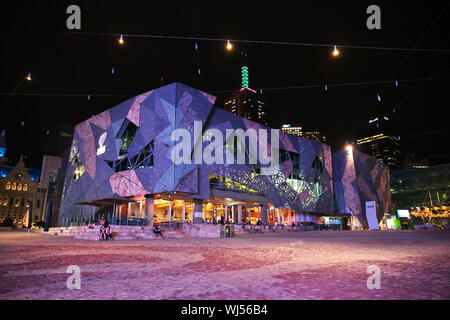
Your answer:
2,0 -> 449,169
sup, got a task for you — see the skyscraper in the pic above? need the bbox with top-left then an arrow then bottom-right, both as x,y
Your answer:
356,116 -> 401,170
223,53 -> 268,126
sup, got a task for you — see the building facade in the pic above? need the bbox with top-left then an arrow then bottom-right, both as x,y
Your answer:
59,83 -> 390,229
356,117 -> 401,170
390,163 -> 449,214
0,159 -> 45,225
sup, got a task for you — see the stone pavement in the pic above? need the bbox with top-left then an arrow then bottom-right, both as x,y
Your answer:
0,229 -> 449,300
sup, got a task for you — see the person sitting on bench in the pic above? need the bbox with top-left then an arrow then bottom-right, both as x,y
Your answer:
105,226 -> 112,240
153,225 -> 164,238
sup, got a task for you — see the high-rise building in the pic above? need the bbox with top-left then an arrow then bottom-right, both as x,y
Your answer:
223,54 -> 268,126
281,124 -> 327,143
356,116 -> 401,170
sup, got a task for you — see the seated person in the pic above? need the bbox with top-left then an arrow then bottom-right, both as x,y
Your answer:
99,225 -> 106,240
153,225 -> 164,238
105,226 -> 112,240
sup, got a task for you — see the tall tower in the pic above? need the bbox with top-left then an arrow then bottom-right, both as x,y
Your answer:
356,116 -> 401,170
223,52 -> 268,126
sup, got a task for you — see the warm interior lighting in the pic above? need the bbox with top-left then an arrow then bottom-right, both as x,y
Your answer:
332,45 -> 340,57
346,145 -> 353,152
118,34 -> 124,44
226,40 -> 232,50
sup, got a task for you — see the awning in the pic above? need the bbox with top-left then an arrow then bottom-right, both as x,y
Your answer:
75,194 -> 138,206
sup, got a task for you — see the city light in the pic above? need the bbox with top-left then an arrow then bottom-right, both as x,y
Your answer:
26,73 -> 32,81
118,34 -> 124,44
332,45 -> 340,57
346,145 -> 353,152
226,40 -> 232,50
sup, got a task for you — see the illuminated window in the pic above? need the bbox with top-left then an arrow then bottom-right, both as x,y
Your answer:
11,183 -> 16,190
14,199 -> 20,207
17,183 -> 22,191
6,182 -> 10,190
23,184 -> 27,192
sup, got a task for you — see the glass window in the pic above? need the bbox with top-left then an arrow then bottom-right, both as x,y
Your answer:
11,182 -> 16,190
6,182 -> 10,190
18,183 -> 22,191
23,184 -> 28,192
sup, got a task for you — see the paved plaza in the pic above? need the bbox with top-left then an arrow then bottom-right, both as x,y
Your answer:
0,229 -> 449,300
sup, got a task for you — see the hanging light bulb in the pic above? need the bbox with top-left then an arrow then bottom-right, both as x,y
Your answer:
324,85 -> 328,91
393,108 -> 396,113
26,73 -> 32,81
21,121 -> 24,126
88,95 -> 91,101
259,89 -> 263,94
46,130 -> 50,135
395,80 -> 398,87
194,42 -> 198,50
112,67 -> 115,74
332,45 -> 340,57
377,94 -> 381,101
118,34 -> 124,45
226,40 -> 232,50
197,68 -> 201,75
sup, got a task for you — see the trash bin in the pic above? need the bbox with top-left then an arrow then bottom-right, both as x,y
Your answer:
225,225 -> 233,238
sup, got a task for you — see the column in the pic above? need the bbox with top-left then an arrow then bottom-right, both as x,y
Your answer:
231,205 -> 235,223
213,205 -> 217,222
191,202 -> 194,222
237,205 -> 242,224
261,204 -> 268,224
258,206 -> 261,221
224,205 -> 228,222
144,194 -> 154,227
182,201 -> 186,221
168,201 -> 172,221
139,200 -> 143,219
193,199 -> 203,224
248,208 -> 252,224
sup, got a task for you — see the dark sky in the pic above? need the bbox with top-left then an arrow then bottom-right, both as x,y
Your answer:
1,0 -> 450,169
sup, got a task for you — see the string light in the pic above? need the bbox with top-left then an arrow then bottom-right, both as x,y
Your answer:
226,40 -> 232,50
26,73 -> 32,81
332,45 -> 340,57
118,34 -> 124,45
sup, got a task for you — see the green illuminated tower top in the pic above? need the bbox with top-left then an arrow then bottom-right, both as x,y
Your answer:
241,66 -> 249,89
241,51 -> 250,90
